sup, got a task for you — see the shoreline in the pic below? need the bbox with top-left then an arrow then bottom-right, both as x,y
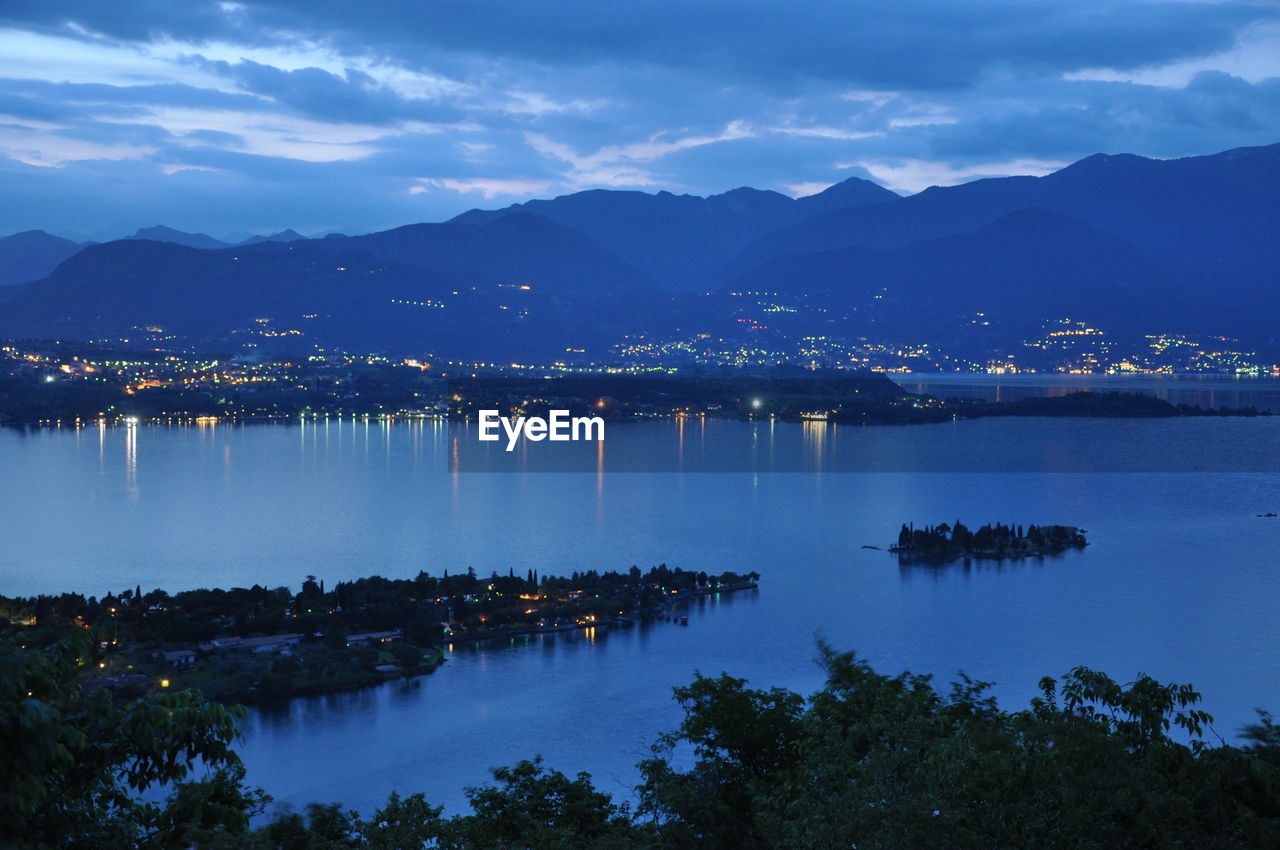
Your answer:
8,568 -> 760,709
2,394 -> 1272,430
448,581 -> 760,647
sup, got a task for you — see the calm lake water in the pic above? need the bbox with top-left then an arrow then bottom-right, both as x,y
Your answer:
899,373 -> 1280,412
2,389 -> 1279,816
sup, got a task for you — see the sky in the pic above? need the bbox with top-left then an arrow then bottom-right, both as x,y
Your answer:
2,0 -> 1279,240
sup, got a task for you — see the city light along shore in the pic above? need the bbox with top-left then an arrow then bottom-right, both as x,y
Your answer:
2,565 -> 760,706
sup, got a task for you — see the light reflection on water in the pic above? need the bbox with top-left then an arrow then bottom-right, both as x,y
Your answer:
898,373 -> 1280,411
0,406 -> 1278,817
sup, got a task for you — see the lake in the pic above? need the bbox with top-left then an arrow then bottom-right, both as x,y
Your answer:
2,390 -> 1279,816
898,372 -> 1280,412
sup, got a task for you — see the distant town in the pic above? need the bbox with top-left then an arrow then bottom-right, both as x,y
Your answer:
1,333 -> 1273,427
615,311 -> 1279,375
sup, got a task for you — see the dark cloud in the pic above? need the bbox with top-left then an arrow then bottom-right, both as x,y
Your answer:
0,153 -> 458,240
188,58 -> 466,125
53,120 -> 174,147
0,1 -> 1277,235
4,1 -> 1275,90
914,73 -> 1280,162
180,128 -> 245,147
0,77 -> 271,117
0,1 -> 247,46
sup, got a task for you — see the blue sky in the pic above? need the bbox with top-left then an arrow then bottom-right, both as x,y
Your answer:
2,0 -> 1279,239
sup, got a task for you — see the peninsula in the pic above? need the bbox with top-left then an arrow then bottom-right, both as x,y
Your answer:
0,565 -> 759,706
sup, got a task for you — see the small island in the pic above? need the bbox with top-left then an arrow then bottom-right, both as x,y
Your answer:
1,565 -> 759,706
891,521 -> 1087,562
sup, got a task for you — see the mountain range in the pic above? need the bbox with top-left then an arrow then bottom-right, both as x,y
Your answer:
0,226 -> 313,289
0,230 -> 89,288
451,176 -> 901,292
1,142 -> 1277,360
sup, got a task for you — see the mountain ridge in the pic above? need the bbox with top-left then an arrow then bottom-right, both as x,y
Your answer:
0,230 -> 91,287
3,142 -> 1277,360
451,176 -> 903,292
723,143 -> 1280,287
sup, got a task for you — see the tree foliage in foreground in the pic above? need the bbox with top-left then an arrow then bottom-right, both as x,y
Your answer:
5,626 -> 1280,848
0,628 -> 258,848
637,645 -> 1280,848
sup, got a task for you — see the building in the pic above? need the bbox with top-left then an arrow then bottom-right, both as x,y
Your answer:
345,629 -> 403,647
155,648 -> 197,669
198,633 -> 301,653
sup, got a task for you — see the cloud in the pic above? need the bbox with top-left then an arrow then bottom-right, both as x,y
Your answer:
782,181 -> 835,198
0,1 -> 1277,236
0,76 -> 270,121
1064,20 -> 1280,87
913,72 -> 1280,161
5,1 -> 1275,89
843,156 -> 1068,193
414,177 -> 555,199
0,123 -> 158,166
189,57 -> 467,125
526,121 -> 756,187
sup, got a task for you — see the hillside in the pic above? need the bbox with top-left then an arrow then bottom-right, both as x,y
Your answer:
0,232 -> 662,360
3,143 -> 1278,363
452,178 -> 902,292
0,230 -> 88,287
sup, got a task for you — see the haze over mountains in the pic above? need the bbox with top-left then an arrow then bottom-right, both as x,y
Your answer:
1,143 -> 1277,362
125,226 -> 310,251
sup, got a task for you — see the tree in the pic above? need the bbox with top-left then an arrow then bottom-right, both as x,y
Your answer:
0,628 -> 251,848
638,672 -> 804,849
260,802 -> 360,849
637,643 -> 1280,848
357,792 -> 444,849
147,764 -> 270,849
9,624 -> 1280,849
436,758 -> 645,850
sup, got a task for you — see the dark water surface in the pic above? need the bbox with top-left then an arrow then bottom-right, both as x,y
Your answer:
2,412 -> 1278,816
899,373 -> 1280,411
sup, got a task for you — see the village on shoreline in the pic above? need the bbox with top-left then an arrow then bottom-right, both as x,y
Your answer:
1,565 -> 760,706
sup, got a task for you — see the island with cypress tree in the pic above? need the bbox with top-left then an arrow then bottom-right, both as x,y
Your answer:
891,521 -> 1087,562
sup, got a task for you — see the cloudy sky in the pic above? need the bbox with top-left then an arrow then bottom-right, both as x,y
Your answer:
2,0 -> 1279,240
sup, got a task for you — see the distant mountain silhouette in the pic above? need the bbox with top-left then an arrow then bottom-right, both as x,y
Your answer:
717,144 -> 1280,345
726,145 -> 1280,291
725,207 -> 1192,339
127,226 -> 228,250
3,143 -> 1278,358
0,230 -> 89,287
315,213 -> 659,300
451,177 -> 901,292
0,215 -> 666,359
237,229 -> 307,246
793,178 -> 904,215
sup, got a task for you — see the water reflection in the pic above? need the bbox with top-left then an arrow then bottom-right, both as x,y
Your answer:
446,414 -> 1280,473
802,419 -> 826,467
1,411 -> 1278,819
900,374 -> 1280,412
123,419 -> 137,493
